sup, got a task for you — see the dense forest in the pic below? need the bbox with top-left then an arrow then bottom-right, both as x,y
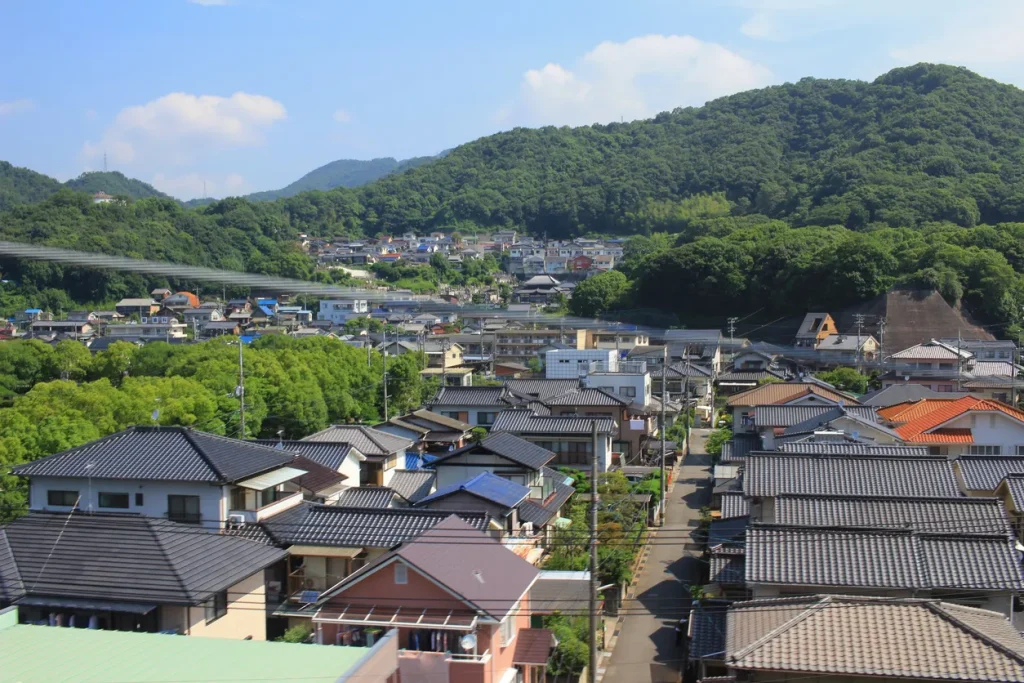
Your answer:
0,165 -> 173,208
64,171 -> 171,200
3,63 -> 1024,329
244,155 -> 438,201
0,335 -> 436,514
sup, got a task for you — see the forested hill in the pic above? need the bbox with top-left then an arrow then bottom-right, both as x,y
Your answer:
0,164 -> 173,209
349,63 -> 1024,236
244,155 -> 438,202
63,171 -> 171,201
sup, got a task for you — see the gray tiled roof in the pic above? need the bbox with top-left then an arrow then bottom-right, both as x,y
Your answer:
258,502 -> 489,548
689,600 -> 729,661
0,528 -> 23,602
301,425 -> 413,458
1001,474 -> 1024,512
505,379 -> 580,400
545,388 -> 629,407
387,469 -> 436,503
753,405 -> 879,428
782,407 -> 903,440
717,370 -> 786,383
430,432 -> 555,471
957,456 -> 1024,492
710,547 -> 746,585
333,487 -> 396,508
0,512 -> 285,605
13,426 -> 295,484
743,454 -> 960,498
774,494 -> 1012,534
859,384 -> 976,407
519,469 -> 576,527
746,525 -> 1024,590
776,442 -> 931,456
252,440 -> 354,471
428,386 -> 522,407
720,492 -> 751,520
531,571 -> 590,613
720,435 -> 760,463
492,410 -> 615,435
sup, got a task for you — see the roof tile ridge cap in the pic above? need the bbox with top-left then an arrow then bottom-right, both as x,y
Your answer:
148,518 -> 197,603
924,601 -> 1024,666
179,427 -> 228,482
729,595 -> 832,662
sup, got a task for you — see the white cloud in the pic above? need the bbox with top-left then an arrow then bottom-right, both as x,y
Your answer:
891,3 -> 1024,65
82,91 -> 286,166
333,109 -> 352,123
151,172 -> 250,200
740,12 -> 782,40
512,35 -> 772,127
0,99 -> 35,116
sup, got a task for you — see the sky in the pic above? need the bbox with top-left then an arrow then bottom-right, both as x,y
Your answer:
3,0 -> 1024,200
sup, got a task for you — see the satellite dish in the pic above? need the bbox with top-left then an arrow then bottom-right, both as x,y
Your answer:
460,633 -> 477,651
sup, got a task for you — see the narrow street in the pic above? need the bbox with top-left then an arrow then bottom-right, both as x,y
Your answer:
601,428 -> 712,683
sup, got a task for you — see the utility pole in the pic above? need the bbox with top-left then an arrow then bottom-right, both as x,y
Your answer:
660,346 -> 667,527
382,330 -> 389,420
727,317 -> 738,346
237,338 -> 246,438
684,352 -> 691,457
853,313 -> 866,368
878,318 -> 886,365
588,420 -> 599,683
441,338 -> 450,387
957,330 -> 963,393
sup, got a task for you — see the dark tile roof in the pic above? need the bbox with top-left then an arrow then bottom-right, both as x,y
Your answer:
666,361 -> 713,378
333,487 -> 396,508
957,456 -> 1024,492
301,425 -> 413,458
743,454 -> 961,498
776,442 -> 931,456
531,571 -> 589,613
252,440 -> 353,471
418,472 -> 529,510
0,512 -> 285,605
859,384 -> 976,407
746,524 -> 1024,590
387,469 -> 436,503
492,410 -> 615,435
408,409 -> 471,431
710,548 -> 746,585
545,388 -> 629,407
782,406 -> 902,440
720,492 -> 750,520
430,432 -> 555,471
258,502 -> 489,548
689,600 -> 729,661
0,528 -> 23,602
513,628 -> 556,666
774,494 -> 1012,534
720,434 -> 760,463
292,454 -> 347,493
1002,474 -> 1024,512
505,379 -> 580,400
428,386 -> 523,407
752,405 -> 878,428
709,517 -> 749,546
13,426 -> 295,484
519,469 -> 576,527
717,370 -> 786,383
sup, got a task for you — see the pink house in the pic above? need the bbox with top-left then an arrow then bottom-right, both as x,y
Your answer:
313,516 -> 554,683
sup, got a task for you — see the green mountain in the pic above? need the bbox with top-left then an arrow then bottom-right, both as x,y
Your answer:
244,155 -> 438,202
64,171 -> 171,200
0,161 -> 63,210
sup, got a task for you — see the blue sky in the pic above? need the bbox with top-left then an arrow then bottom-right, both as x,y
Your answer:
2,0 -> 1023,199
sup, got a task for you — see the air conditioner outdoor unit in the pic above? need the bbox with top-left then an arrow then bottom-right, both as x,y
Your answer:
227,514 -> 246,528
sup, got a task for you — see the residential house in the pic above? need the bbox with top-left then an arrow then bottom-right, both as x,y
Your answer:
150,287 -> 172,301
13,426 -> 310,527
882,339 -> 974,391
0,605 -> 397,682
302,425 -> 414,486
201,321 -> 242,338
794,312 -> 837,348
427,386 -> 532,427
585,360 -> 652,406
311,517 -> 555,683
579,329 -> 651,353
317,300 -> 369,324
881,396 -> 1024,457
114,298 -> 158,317
727,381 -> 858,434
374,409 -> 472,452
505,379 -> 583,402
544,386 -> 650,462
721,596 -> 1024,683
106,319 -> 187,341
491,408 -> 616,471
0,511 -> 285,639
815,333 -> 880,363
859,384 -> 977,408
251,440 -> 366,493
545,349 -> 616,379
182,308 -> 225,325
419,366 -> 474,386
162,292 -> 200,311
28,320 -> 94,337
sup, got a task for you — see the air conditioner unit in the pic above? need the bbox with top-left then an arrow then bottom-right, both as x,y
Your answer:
227,514 -> 246,528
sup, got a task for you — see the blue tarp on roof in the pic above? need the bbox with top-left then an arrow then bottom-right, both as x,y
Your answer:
404,452 -> 439,470
239,334 -> 260,345
419,471 -> 529,509
258,305 -> 275,317
24,308 -> 42,314
256,298 -> 277,306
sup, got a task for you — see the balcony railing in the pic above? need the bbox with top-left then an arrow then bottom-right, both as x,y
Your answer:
229,490 -> 303,524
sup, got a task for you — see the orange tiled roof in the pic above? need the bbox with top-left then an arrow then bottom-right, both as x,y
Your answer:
895,396 -> 1024,443
879,398 -> 964,423
726,383 -> 857,408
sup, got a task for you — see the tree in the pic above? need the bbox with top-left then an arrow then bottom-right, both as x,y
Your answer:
816,367 -> 870,394
48,339 -> 92,381
568,270 -> 630,317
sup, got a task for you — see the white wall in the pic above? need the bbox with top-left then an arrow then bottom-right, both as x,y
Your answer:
546,349 -> 616,379
29,476 -> 225,525
317,300 -> 369,323
945,412 -> 1024,455
587,372 -> 651,406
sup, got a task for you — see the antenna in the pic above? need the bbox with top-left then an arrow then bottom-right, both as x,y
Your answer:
103,152 -> 107,172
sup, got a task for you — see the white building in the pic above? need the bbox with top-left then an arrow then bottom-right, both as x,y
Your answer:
585,360 -> 652,406
546,349 -> 617,379
107,320 -> 187,340
317,299 -> 369,324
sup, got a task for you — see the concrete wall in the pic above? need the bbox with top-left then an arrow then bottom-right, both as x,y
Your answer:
29,476 -> 225,525
546,350 -> 615,379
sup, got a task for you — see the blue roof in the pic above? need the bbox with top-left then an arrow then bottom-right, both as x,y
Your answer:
239,334 -> 260,344
404,452 -> 439,470
418,472 -> 529,510
258,305 -> 275,317
256,299 -> 277,305
24,308 -> 42,314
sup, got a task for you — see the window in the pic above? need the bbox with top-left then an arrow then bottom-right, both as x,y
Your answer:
394,563 -> 408,584
1017,446 -> 1024,456
205,590 -> 227,623
478,411 -> 498,426
47,490 -> 78,507
440,411 -> 460,420
98,492 -> 130,509
938,363 -> 954,371
969,445 -> 1002,455
499,609 -> 518,646
135,493 -> 144,507
167,495 -> 201,523
618,386 -> 636,398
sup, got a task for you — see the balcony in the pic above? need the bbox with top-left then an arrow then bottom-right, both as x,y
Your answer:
396,649 -> 491,683
228,490 -> 303,524
589,360 -> 647,374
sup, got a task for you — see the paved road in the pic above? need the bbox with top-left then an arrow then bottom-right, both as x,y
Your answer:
601,429 -> 712,683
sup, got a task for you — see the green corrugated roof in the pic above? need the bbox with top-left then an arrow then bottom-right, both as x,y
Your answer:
0,616 -> 370,682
